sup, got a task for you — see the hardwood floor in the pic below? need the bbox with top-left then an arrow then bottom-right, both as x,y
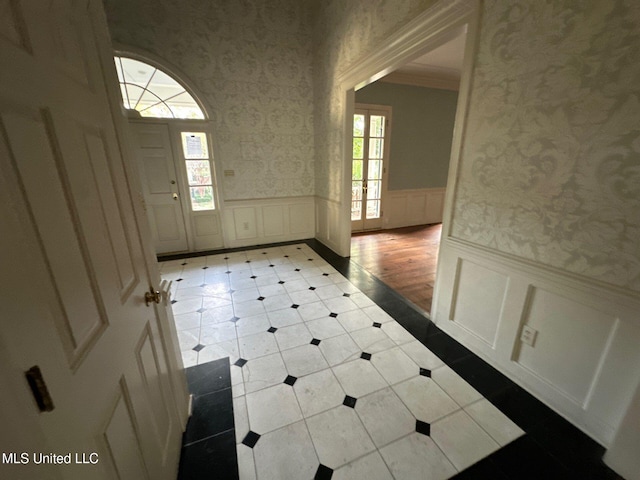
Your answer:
350,224 -> 442,315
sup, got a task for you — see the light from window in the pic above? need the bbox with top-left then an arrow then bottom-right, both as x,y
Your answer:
114,56 -> 204,119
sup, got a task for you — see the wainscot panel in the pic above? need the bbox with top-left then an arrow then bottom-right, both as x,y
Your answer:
432,237 -> 640,446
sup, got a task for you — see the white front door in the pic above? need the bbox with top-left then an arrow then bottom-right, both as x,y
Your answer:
130,121 -> 225,255
351,105 -> 391,232
0,1 -> 186,479
130,122 -> 190,254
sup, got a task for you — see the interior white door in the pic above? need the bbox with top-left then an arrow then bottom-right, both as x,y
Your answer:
351,105 -> 390,232
130,122 -> 189,254
0,1 -> 186,479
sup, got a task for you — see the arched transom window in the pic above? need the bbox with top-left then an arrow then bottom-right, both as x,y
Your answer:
114,56 -> 205,119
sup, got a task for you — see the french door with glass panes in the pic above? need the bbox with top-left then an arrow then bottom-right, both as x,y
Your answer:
352,105 -> 391,231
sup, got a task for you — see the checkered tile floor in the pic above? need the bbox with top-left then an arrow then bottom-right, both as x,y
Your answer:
161,244 -> 523,479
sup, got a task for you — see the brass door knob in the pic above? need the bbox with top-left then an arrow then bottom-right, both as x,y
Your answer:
144,287 -> 161,306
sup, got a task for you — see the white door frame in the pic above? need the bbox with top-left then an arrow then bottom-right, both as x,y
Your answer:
335,0 -> 480,257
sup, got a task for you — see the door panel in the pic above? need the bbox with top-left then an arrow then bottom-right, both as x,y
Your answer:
0,1 -> 184,479
131,123 -> 189,254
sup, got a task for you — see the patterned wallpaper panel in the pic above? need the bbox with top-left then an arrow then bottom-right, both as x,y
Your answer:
104,0 -> 315,201
450,0 -> 640,292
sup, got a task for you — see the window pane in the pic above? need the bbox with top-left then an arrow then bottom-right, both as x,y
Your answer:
189,186 -> 215,210
370,115 -> 385,137
369,138 -> 383,159
368,180 -> 381,200
353,138 -> 363,159
351,201 -> 362,221
353,114 -> 365,136
186,160 -> 212,186
352,160 -> 363,180
352,181 -> 363,201
368,160 -> 382,180
181,132 -> 209,159
366,199 -> 380,219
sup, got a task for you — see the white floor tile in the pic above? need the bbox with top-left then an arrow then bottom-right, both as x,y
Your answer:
246,383 -> 302,434
370,347 -> 419,385
362,305 -> 395,324
297,301 -> 331,321
236,444 -> 256,480
431,364 -> 483,407
267,308 -> 303,328
252,421 -> 318,480
349,326 -> 395,353
200,305 -> 235,326
281,343 -> 329,377
318,333 -> 361,366
274,323 -> 313,351
173,312 -> 201,331
323,295 -> 359,314
242,352 -> 288,394
381,321 -> 416,345
238,331 -> 279,360
235,313 -> 271,338
464,398 -> 524,446
356,387 -> 415,448
380,433 -> 457,480
197,339 -> 239,364
234,299 -> 267,319
430,409 -> 500,471
393,376 -> 459,423
306,406 -> 376,469
337,310 -> 374,332
332,451 -> 393,480
262,293 -> 294,312
293,368 -> 345,417
177,328 -> 200,351
305,317 -> 347,340
400,341 -> 445,370
200,321 -> 237,344
332,359 -> 388,397
233,395 -> 250,441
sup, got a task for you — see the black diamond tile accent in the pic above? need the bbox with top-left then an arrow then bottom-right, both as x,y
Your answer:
343,395 -> 357,408
229,289 -> 235,294
308,258 -> 314,261
278,280 -> 285,284
291,304 -> 300,309
309,286 -> 316,290
310,338 -> 321,346
329,312 -> 338,318
224,256 -> 229,260
202,266 -> 208,270
373,322 -> 382,328
181,262 -> 187,266
242,431 -> 261,448
197,308 -> 207,313
225,270 -> 232,274
284,255 -> 289,258
257,296 -> 265,301
322,273 -> 330,276
193,344 -> 205,352
360,352 -> 372,361
200,283 -> 207,287
295,268 -> 301,272
234,358 -> 248,367
262,252 -> 267,255
176,278 -> 183,282
315,464 -> 333,480
420,368 -> 432,378
416,420 -> 431,436
269,264 -> 275,267
171,300 -> 178,304
268,327 -> 278,333
284,375 -> 297,386
230,316 -> 240,323
250,275 -> 257,279
245,260 -> 251,263
297,247 -> 302,249
343,293 -> 351,297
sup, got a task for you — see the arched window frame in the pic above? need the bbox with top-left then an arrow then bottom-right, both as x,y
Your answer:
113,50 -> 208,121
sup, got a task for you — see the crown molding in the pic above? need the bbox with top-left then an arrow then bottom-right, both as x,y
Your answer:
379,71 -> 460,91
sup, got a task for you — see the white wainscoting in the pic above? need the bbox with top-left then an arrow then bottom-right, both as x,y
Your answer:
384,187 -> 446,229
432,237 -> 640,446
222,196 -> 315,248
315,196 -> 345,254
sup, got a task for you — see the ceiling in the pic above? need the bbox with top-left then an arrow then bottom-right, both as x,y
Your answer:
380,28 -> 467,89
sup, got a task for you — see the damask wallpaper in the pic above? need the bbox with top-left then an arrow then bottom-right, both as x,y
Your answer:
450,0 -> 640,292
103,0 -> 315,201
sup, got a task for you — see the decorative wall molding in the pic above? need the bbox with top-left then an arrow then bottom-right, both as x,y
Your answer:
384,188 -> 446,229
222,196 -> 315,248
314,196 -> 344,255
379,71 -> 460,91
433,238 -> 640,446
